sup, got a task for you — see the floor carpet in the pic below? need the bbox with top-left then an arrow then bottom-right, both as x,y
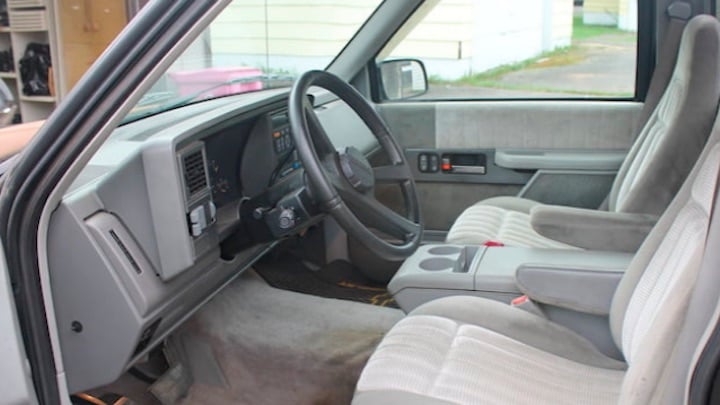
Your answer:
177,270 -> 403,405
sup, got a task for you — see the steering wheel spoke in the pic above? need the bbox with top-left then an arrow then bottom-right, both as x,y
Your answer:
320,153 -> 341,175
338,187 -> 420,241
373,164 -> 411,183
324,159 -> 356,193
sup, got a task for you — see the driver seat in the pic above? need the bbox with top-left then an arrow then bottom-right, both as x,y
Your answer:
445,14 -> 720,250
353,116 -> 720,403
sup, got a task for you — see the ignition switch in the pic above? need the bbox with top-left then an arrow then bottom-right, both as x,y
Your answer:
278,207 -> 296,229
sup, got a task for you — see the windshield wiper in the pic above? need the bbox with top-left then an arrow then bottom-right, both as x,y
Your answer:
125,74 -> 294,123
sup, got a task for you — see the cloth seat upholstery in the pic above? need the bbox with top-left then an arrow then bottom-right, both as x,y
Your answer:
354,122 -> 720,404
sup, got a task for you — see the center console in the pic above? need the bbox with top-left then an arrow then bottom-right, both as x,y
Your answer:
390,244 -> 633,312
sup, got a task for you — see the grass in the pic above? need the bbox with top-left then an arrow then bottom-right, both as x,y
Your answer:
572,16 -> 637,44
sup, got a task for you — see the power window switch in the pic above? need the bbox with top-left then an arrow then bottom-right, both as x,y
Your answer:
418,154 -> 428,172
429,154 -> 439,172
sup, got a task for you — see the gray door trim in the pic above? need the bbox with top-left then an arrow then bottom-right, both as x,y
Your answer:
0,240 -> 37,404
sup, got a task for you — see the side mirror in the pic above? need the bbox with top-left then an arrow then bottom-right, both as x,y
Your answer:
378,59 -> 428,101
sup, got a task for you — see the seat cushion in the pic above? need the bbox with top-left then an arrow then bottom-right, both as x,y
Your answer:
354,297 -> 625,405
445,197 -> 578,249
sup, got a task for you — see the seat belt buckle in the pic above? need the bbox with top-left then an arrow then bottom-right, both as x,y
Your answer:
511,295 -> 546,318
483,240 -> 505,247
511,295 -> 529,306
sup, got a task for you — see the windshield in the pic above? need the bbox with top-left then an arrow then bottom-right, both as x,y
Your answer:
124,0 -> 383,123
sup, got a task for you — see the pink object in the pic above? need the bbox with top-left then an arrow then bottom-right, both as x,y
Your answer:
168,66 -> 264,98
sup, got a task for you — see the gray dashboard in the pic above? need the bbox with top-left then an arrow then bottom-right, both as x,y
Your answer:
46,90 -> 378,392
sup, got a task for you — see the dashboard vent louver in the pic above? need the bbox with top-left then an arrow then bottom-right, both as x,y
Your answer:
182,149 -> 208,198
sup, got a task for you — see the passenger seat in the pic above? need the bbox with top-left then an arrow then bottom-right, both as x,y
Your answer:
445,15 -> 720,253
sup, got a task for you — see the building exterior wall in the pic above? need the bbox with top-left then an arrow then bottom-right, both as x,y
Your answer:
584,0 -> 637,31
211,0 -> 380,73
386,0 -> 573,79
550,0 -> 574,48
618,0 -> 638,31
583,0 -> 620,26
206,0 -> 574,80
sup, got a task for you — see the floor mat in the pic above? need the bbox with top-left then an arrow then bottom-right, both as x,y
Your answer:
254,255 -> 399,308
178,271 -> 403,405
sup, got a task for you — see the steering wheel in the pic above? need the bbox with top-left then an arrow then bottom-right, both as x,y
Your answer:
288,70 -> 423,260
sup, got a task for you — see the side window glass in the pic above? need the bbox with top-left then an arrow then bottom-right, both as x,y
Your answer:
377,0 -> 638,100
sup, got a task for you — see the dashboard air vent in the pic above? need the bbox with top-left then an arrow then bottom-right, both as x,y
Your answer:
182,149 -> 208,198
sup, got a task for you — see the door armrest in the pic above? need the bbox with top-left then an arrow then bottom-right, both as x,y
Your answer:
496,149 -> 626,171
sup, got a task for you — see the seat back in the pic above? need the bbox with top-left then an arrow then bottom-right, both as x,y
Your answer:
611,114 -> 720,402
608,15 -> 720,216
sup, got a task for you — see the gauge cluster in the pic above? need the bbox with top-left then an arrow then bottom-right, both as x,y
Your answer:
201,109 -> 304,207
238,110 -> 303,198
199,120 -> 249,207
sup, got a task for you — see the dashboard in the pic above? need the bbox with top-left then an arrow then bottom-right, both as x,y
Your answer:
45,90 -> 377,393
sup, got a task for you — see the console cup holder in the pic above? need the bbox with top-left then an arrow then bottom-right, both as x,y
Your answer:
428,246 -> 462,255
419,257 -> 456,271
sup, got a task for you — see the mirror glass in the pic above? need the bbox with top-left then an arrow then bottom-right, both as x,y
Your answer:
379,59 -> 428,100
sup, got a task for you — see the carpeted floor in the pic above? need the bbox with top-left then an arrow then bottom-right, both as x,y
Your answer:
254,255 -> 399,308
177,270 -> 403,405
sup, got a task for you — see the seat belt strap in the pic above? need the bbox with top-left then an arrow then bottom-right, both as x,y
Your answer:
637,1 -> 692,131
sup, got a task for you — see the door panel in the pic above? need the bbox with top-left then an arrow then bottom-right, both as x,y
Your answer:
0,243 -> 37,404
377,101 -> 643,232
519,170 -> 616,209
380,101 -> 642,149
434,101 -> 641,149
